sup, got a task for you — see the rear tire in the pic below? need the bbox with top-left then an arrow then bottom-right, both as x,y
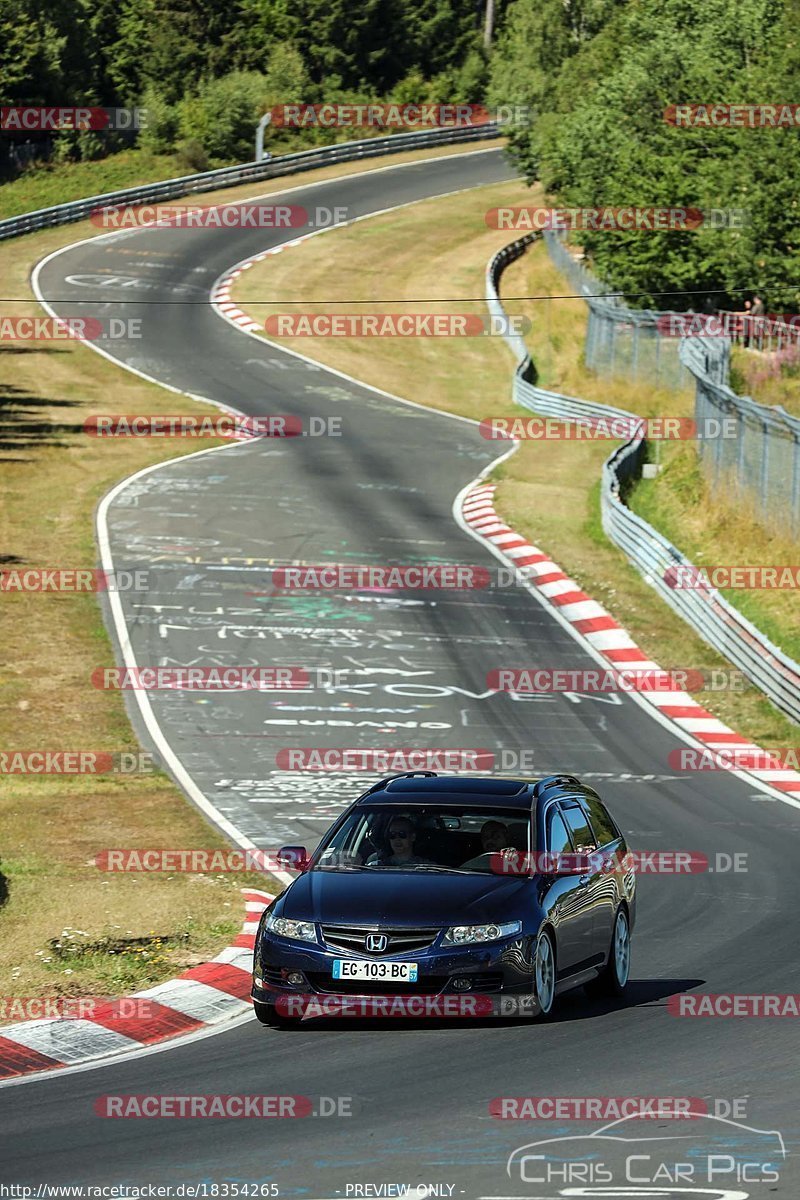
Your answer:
586,907 -> 630,998
533,929 -> 557,1020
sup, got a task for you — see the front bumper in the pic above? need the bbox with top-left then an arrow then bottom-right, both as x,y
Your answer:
252,930 -> 536,1011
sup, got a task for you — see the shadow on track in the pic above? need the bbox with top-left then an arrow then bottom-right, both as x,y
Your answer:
247,978 -> 704,1034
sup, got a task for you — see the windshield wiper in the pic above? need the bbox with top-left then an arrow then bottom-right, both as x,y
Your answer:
407,865 -> 476,874
315,865 -> 363,872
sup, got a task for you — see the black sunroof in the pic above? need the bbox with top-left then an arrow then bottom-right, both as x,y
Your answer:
383,777 -> 528,795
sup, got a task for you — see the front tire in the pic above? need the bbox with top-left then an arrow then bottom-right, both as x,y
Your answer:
587,907 -> 630,998
253,1001 -> 297,1028
534,929 -> 557,1019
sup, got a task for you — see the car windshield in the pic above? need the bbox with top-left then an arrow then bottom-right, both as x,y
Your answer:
312,805 -> 533,874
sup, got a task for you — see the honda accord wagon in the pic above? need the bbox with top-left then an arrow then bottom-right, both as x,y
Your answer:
251,772 -> 636,1025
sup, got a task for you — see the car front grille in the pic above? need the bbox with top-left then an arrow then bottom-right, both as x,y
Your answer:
320,924 -> 440,955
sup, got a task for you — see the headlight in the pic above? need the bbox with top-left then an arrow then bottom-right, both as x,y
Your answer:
442,920 -> 522,946
264,912 -> 317,943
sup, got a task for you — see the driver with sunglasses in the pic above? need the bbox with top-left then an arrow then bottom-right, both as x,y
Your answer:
365,816 -> 433,867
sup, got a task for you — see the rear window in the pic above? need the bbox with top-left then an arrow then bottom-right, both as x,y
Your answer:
584,795 -> 620,846
561,802 -> 596,851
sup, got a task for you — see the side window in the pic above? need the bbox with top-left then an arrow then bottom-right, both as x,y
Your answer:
546,807 -> 573,855
585,795 -> 620,847
561,802 -> 596,851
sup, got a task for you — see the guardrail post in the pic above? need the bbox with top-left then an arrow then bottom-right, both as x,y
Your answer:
760,416 -> 770,520
255,112 -> 273,162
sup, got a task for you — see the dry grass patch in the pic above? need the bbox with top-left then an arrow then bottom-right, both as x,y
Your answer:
0,242 -> 265,1007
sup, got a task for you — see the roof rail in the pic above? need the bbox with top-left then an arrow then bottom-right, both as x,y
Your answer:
533,774 -> 582,797
361,770 -> 439,795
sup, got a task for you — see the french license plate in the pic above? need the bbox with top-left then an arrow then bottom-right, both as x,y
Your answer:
332,959 -> 418,982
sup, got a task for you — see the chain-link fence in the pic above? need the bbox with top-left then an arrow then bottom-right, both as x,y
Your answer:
542,231 -> 691,390
681,338 -> 800,534
543,230 -> 800,533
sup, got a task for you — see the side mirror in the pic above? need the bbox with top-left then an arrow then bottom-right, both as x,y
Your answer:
276,846 -> 310,872
540,851 -> 595,877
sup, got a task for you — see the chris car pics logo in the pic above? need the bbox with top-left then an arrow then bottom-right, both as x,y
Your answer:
506,1111 -> 785,1194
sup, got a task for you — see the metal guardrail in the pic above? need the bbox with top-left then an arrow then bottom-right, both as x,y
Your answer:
487,233 -> 800,725
0,124 -> 500,242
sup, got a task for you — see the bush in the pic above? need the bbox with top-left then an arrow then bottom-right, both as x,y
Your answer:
138,84 -> 180,155
174,138 -> 209,173
177,70 -> 268,163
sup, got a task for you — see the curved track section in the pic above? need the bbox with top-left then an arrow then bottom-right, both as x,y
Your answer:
3,148 -> 798,1200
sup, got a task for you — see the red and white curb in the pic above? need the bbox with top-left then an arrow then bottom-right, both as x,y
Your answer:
0,889 -> 272,1080
211,237 -> 313,332
461,484 -> 800,797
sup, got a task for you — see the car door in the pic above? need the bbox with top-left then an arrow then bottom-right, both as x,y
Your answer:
542,803 -> 596,979
582,792 -> 626,951
560,800 -> 614,968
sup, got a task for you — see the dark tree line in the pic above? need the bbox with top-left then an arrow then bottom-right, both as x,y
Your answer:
488,0 -> 800,310
0,0 -> 493,171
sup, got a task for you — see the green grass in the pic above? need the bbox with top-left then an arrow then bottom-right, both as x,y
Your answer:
0,149 -> 184,219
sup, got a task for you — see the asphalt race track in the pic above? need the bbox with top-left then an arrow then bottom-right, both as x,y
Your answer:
3,147 -> 799,1199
